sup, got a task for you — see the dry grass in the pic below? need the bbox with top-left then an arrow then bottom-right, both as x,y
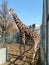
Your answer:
0,43 -> 44,65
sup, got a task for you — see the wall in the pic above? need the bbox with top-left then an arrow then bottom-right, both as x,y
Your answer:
0,47 -> 7,64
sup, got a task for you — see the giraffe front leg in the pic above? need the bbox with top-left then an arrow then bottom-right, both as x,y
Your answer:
19,42 -> 22,55
21,33 -> 26,61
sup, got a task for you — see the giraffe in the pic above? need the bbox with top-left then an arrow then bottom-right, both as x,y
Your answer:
9,9 -> 40,63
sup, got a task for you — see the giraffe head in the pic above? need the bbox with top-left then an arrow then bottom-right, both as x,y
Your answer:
9,8 -> 15,15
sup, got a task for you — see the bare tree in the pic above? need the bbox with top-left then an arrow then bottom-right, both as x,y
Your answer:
0,0 -> 8,45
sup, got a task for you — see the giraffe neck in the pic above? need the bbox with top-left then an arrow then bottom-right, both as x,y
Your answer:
12,13 -> 40,43
12,13 -> 24,32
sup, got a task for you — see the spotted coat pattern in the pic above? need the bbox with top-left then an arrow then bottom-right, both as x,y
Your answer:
9,9 -> 40,63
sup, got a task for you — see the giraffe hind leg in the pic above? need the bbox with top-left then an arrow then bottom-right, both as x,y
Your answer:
31,43 -> 39,63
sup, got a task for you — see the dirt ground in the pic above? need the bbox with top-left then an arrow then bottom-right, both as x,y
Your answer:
0,43 -> 44,65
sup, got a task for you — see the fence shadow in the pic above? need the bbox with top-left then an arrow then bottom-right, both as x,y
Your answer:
8,46 -> 33,65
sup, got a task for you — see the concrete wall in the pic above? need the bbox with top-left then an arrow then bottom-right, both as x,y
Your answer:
0,47 -> 7,64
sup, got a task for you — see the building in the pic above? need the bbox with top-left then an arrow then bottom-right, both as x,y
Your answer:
33,24 -> 41,35
29,24 -> 41,35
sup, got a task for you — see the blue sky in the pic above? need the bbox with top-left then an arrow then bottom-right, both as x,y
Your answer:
0,0 -> 43,25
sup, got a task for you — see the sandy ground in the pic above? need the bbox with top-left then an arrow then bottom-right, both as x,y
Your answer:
0,43 -> 44,65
